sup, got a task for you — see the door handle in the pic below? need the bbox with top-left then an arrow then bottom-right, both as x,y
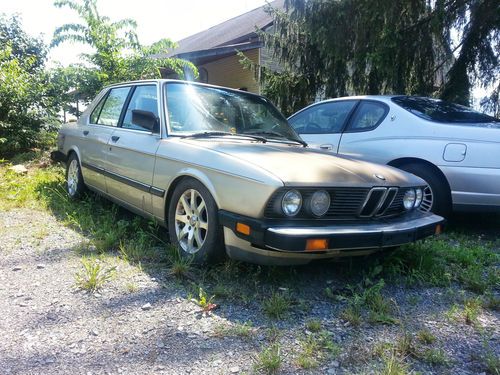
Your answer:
83,130 -> 89,136
111,136 -> 120,142
320,144 -> 333,150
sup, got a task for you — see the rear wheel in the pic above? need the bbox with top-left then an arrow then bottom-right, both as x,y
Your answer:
168,178 -> 224,264
66,153 -> 86,199
399,163 -> 451,217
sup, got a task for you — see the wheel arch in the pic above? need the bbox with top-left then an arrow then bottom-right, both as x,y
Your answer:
66,146 -> 82,164
388,157 -> 451,193
163,169 -> 221,222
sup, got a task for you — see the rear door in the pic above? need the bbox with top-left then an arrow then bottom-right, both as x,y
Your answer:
104,84 -> 162,213
80,86 -> 131,193
289,100 -> 358,153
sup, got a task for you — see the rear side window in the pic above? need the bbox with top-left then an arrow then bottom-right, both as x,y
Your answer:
348,101 -> 388,131
95,87 -> 130,126
392,96 -> 499,123
289,101 -> 357,134
122,85 -> 159,131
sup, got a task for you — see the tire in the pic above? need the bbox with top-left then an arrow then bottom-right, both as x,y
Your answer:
399,163 -> 451,217
168,178 -> 224,264
66,153 -> 86,199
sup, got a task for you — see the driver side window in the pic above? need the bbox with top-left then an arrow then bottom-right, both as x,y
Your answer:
289,101 -> 357,134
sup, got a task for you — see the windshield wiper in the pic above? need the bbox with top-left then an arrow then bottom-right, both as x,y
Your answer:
243,130 -> 308,147
182,131 -> 267,143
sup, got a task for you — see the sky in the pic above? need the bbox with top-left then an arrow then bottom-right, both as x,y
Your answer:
0,0 -> 269,66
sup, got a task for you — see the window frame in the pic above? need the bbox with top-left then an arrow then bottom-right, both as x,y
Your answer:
343,99 -> 389,133
119,84 -> 160,133
288,99 -> 360,135
89,86 -> 132,127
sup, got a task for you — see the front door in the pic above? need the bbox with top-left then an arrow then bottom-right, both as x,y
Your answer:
288,100 -> 359,153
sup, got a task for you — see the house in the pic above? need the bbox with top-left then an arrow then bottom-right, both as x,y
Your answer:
158,0 -> 285,94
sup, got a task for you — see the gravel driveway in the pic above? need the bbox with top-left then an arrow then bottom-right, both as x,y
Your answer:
0,207 -> 498,375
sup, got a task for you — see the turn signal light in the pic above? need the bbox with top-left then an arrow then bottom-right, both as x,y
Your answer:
435,224 -> 442,235
236,222 -> 251,236
305,238 -> 328,251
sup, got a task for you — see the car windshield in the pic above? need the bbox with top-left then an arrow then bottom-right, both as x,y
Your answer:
392,96 -> 499,123
164,82 -> 303,143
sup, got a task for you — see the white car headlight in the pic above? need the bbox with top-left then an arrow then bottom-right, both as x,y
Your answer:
415,188 -> 423,208
310,190 -> 330,217
403,189 -> 416,210
282,190 -> 302,216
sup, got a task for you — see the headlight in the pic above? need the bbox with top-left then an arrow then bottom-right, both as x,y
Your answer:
403,189 -> 416,210
310,190 -> 330,217
282,190 -> 302,216
415,188 -> 423,208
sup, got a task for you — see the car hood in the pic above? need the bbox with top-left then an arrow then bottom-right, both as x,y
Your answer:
183,140 -> 424,187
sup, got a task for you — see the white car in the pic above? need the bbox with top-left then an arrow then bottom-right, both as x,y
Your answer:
289,96 -> 500,217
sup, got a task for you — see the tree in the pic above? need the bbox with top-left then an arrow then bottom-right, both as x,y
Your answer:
257,0 -> 499,114
51,0 -> 197,96
0,15 -> 56,156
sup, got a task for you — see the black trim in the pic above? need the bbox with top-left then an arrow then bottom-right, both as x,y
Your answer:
81,162 -> 165,198
219,210 -> 444,253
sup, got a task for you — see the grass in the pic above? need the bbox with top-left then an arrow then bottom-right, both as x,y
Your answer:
419,348 -> 450,366
262,291 -> 291,320
416,329 -> 436,345
305,319 -> 322,332
254,343 -> 282,374
383,237 -> 499,294
340,278 -> 398,326
214,321 -> 255,339
75,256 -> 116,292
380,350 -> 411,375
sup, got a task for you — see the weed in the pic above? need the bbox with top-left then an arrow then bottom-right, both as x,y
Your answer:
420,348 -> 450,366
262,291 -> 291,320
296,335 -> 320,369
194,287 -> 216,312
483,348 -> 500,375
166,244 -> 193,279
417,329 -> 436,345
341,304 -> 362,326
380,350 -> 410,375
463,297 -> 483,325
75,257 -> 115,292
305,319 -> 322,333
125,282 -> 138,293
214,321 -> 255,339
254,343 -> 282,374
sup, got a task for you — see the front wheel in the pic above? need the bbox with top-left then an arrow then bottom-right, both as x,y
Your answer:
66,153 -> 86,199
168,178 -> 224,264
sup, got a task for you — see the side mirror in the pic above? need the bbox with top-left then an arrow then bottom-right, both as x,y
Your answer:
131,110 -> 160,133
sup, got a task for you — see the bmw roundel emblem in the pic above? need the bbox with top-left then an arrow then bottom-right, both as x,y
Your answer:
374,174 -> 386,181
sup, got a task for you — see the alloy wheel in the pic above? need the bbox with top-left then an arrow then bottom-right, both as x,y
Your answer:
419,185 -> 433,212
174,188 -> 209,254
67,159 -> 79,197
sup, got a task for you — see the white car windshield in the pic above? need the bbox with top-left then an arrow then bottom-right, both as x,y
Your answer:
164,82 -> 303,143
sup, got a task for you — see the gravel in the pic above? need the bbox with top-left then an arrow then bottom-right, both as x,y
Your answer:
0,208 -> 498,374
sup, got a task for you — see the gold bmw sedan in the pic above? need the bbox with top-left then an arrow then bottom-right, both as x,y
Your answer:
51,80 -> 444,265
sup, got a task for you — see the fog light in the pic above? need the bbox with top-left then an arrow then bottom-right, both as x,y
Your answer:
306,239 -> 328,251
236,222 -> 251,235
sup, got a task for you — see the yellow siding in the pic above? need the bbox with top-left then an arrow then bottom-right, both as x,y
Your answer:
199,49 -> 260,94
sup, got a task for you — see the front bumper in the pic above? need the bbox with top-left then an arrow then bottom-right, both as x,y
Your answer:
219,210 -> 444,264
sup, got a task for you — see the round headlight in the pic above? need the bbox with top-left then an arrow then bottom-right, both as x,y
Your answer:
310,190 -> 330,217
282,190 -> 302,216
403,189 -> 416,210
415,188 -> 423,208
